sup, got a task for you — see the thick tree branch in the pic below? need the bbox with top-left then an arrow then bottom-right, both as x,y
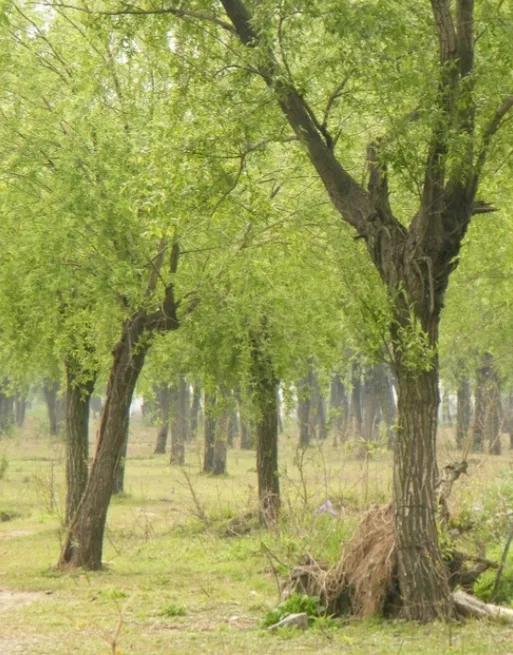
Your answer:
43,2 -> 236,33
220,0 -> 376,236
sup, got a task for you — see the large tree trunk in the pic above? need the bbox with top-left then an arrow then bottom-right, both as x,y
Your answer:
393,355 -> 451,620
154,385 -> 171,454
220,0 -> 484,620
251,329 -> 280,524
59,313 -> 152,569
456,377 -> 471,449
64,359 -> 96,525
112,434 -> 128,494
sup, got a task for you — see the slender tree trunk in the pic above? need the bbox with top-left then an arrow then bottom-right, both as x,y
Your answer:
0,390 -> 14,434
251,329 -> 280,524
456,377 -> 471,449
362,365 -> 381,443
212,413 -> 228,475
472,353 -> 501,454
44,381 -> 60,436
65,360 -> 96,525
154,385 -> 171,454
330,373 -> 349,445
350,361 -> 363,438
203,391 -> 217,473
59,313 -> 152,569
189,385 -> 201,439
170,377 -> 188,465
14,394 -> 26,428
376,364 -> 396,448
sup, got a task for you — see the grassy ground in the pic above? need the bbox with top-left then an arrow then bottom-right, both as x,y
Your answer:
1,413 -> 513,654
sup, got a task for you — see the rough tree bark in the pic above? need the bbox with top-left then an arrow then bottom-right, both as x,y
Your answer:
59,242 -> 183,569
219,0 -> 507,619
64,357 -> 96,525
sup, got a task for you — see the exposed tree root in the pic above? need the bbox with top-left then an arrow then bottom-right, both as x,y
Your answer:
284,502 -> 500,620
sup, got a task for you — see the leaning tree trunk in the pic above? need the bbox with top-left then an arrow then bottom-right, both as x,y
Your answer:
64,359 -> 96,525
251,329 -> 280,525
112,434 -> 129,494
154,385 -> 171,454
59,313 -> 153,569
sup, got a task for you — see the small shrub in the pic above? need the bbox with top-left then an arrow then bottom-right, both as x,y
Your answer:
474,544 -> 513,605
160,603 -> 187,617
262,593 -> 322,627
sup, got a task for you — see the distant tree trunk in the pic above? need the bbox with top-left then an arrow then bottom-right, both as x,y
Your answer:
297,387 -> 311,448
314,380 -> 328,440
504,393 -> 513,449
64,358 -> 96,525
362,365 -> 381,443
250,327 -> 280,525
240,417 -> 254,449
44,381 -> 61,436
212,413 -> 228,475
170,377 -> 188,465
226,394 -> 239,447
376,364 -> 396,448
456,378 -> 471,449
14,394 -> 26,428
330,374 -> 349,445
472,353 -> 501,454
0,389 -> 15,434
350,361 -> 363,437
153,385 -> 171,454
203,391 -> 217,473
276,387 -> 284,434
189,385 -> 201,439
441,389 -> 453,425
